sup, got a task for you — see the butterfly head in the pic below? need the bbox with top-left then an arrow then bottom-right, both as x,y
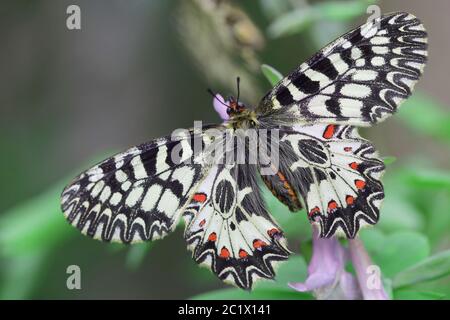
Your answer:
226,100 -> 258,129
209,77 -> 258,128
226,97 -> 246,116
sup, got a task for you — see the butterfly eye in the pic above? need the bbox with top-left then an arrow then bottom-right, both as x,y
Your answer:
226,107 -> 232,115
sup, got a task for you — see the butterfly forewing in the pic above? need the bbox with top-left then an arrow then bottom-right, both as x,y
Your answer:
257,12 -> 427,126
61,128 -> 216,243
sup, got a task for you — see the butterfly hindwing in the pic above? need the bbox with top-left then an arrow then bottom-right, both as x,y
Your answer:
257,12 -> 427,126
273,124 -> 385,238
183,163 -> 290,289
61,129 -> 217,243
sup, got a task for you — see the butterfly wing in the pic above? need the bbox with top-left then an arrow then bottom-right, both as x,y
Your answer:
262,124 -> 384,238
183,163 -> 289,289
257,12 -> 427,126
61,127 -> 220,243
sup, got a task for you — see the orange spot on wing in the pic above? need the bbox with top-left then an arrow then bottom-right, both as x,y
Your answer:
193,193 -> 207,203
239,249 -> 248,259
355,179 -> 366,190
349,162 -> 359,170
323,125 -> 336,139
220,247 -> 230,259
346,195 -> 355,205
199,219 -> 206,227
208,232 -> 217,242
253,239 -> 267,249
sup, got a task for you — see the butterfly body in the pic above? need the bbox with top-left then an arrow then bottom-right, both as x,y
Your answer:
61,12 -> 427,289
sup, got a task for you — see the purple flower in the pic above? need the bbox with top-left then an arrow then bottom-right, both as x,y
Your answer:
289,225 -> 361,300
348,237 -> 389,300
213,94 -> 229,121
289,225 -> 388,300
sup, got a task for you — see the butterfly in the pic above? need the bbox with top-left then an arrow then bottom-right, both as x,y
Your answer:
61,12 -> 427,289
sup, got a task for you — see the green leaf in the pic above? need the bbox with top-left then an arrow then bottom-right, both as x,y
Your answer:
0,250 -> 48,299
0,180 -> 77,299
378,194 -> 425,233
398,93 -> 450,144
261,64 -> 283,86
359,228 -> 386,254
267,0 -> 375,38
393,289 -> 446,300
313,1 -> 371,22
393,250 -> 450,289
425,192 -> 450,243
267,7 -> 315,38
362,231 -> 430,278
259,0 -> 292,20
0,183 -> 74,256
382,156 -> 397,166
403,168 -> 450,190
383,278 -> 394,300
126,243 -> 154,271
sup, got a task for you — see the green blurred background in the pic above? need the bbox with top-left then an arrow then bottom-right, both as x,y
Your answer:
1,0 -> 449,299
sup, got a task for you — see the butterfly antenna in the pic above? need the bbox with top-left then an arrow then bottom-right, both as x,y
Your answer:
236,77 -> 241,104
207,88 -> 229,107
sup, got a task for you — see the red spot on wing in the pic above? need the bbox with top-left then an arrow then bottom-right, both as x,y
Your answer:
346,195 -> 355,205
323,125 -> 336,139
355,179 -> 366,190
253,239 -> 267,250
328,200 -> 338,212
308,206 -> 321,217
344,147 -> 353,152
239,249 -> 248,259
267,228 -> 280,238
199,219 -> 206,227
208,232 -> 217,242
220,247 -> 230,259
193,193 -> 207,203
349,162 -> 359,170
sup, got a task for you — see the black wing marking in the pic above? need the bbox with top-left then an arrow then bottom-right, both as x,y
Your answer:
257,12 -> 427,126
61,128 -> 220,243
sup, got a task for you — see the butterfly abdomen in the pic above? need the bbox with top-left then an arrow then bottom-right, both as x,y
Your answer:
261,170 -> 302,212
